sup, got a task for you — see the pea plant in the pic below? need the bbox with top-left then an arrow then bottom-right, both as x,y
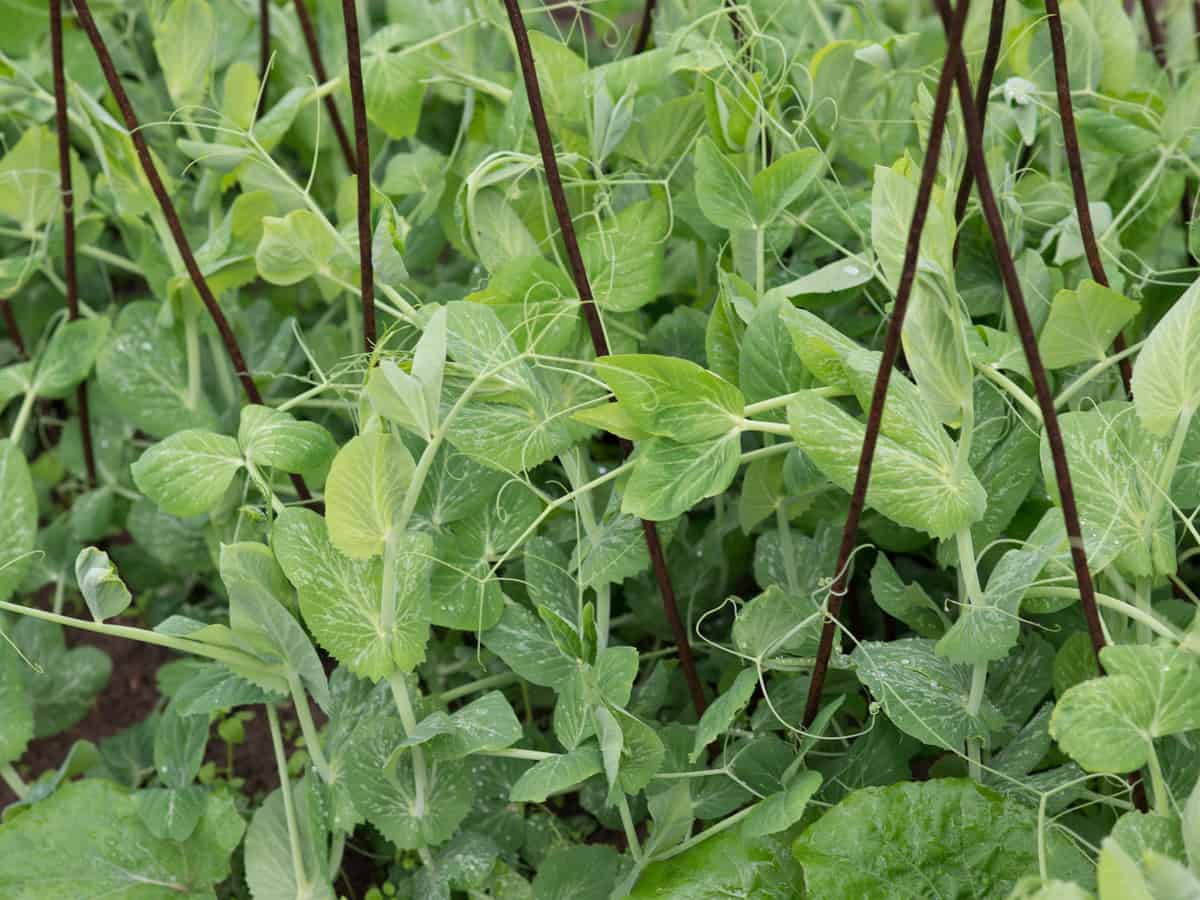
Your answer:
2,0 -> 1200,896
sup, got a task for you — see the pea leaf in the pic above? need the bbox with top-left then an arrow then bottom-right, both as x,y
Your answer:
851,638 -> 1001,751
510,746 -> 604,803
596,354 -> 744,442
0,780 -> 244,898
74,546 -> 132,622
272,508 -> 432,681
622,433 -> 741,521
96,301 -> 219,438
237,404 -> 336,475
792,780 -> 1092,898
694,137 -> 757,231
32,318 -> 110,399
256,209 -> 338,285
131,430 -> 243,518
324,432 -> 415,559
1132,277 -> 1200,436
788,393 -> 985,539
580,199 -> 668,312
0,439 -> 36,603
1039,281 -> 1139,369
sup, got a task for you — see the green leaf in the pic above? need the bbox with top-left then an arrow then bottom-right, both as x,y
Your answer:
131,430 -> 243,518
580,199 -> 668,312
12,618 -> 111,738
134,785 -> 208,843
343,713 -> 473,849
1051,645 -> 1200,772
1039,402 -> 1175,577
622,433 -> 741,521
404,691 -> 522,760
237,405 -> 335,475
152,0 -> 216,108
324,432 -> 415,559
74,546 -> 131,622
480,602 -> 574,689
694,137 -> 757,231
792,780 -> 1091,899
96,301 -> 219,438
743,770 -> 822,838
780,305 -> 864,393
691,667 -> 758,761
510,746 -> 603,803
630,826 -> 802,898
0,439 -> 36,603
32,318 -> 110,399
1038,281 -> 1139,369
363,46 -> 427,140
851,638 -> 1000,751
751,148 -> 823,224
244,775 -> 335,900
788,393 -> 985,539
869,554 -> 945,638
842,349 -> 956,465
0,779 -> 244,898
596,354 -> 744,442
533,846 -> 621,900
0,617 -> 33,766
154,701 -> 209,790
1133,277 -> 1200,436
255,209 -> 338,285
273,508 -> 431,681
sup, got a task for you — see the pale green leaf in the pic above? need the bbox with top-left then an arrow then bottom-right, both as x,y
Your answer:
131,430 -> 243,518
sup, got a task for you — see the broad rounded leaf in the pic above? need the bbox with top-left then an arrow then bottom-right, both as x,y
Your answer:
324,432 -> 414,558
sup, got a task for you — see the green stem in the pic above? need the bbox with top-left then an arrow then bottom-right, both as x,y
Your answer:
743,386 -> 840,417
1134,577 -> 1153,645
267,704 -> 310,895
9,390 -> 35,441
183,305 -> 201,413
434,671 -> 518,704
1146,742 -> 1170,816
479,747 -> 554,761
617,794 -> 643,860
974,364 -> 1043,423
379,529 -> 399,636
1032,588 -> 1182,641
658,802 -> 756,861
739,419 -> 792,436
1053,339 -> 1145,409
957,528 -> 987,781
205,332 -> 238,408
0,762 -> 28,800
0,600 -> 277,674
287,672 -> 332,784
755,226 -> 765,297
387,673 -> 428,820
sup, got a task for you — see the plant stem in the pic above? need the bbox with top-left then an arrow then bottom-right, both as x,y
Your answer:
743,386 -> 840,417
1147,743 -> 1170,816
387,672 -> 428,819
0,600 -> 278,677
379,529 -> 399,636
479,747 -> 554,761
1032,588 -> 1182,642
957,528 -> 987,781
617,794 -> 642,859
1134,577 -> 1153,645
1053,339 -> 1145,409
974,364 -> 1043,423
267,703 -> 310,895
434,672 -> 518,703
287,672 -> 332,783
9,390 -> 35,441
658,802 -> 756,860
338,0 -> 375,351
754,226 -> 765,296
0,762 -> 28,800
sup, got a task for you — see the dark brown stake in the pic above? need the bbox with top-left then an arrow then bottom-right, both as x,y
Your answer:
1043,0 -> 1134,396
294,0 -> 357,172
632,0 -> 657,54
800,0 -> 968,730
0,299 -> 28,360
71,0 -> 312,504
51,0 -> 97,487
1138,0 -> 1169,68
257,0 -> 270,119
936,0 -> 1108,664
339,0 -> 376,352
501,0 -> 707,716
951,0 -> 1006,234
